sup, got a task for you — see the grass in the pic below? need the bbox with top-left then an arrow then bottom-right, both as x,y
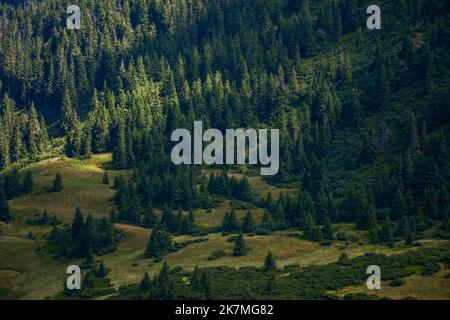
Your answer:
1,153 -> 449,300
194,200 -> 265,229
0,235 -> 72,300
8,154 -> 128,224
332,265 -> 450,300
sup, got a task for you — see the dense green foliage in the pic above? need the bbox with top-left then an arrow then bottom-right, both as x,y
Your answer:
1,0 -> 450,301
1,0 -> 449,241
48,207 -> 116,258
113,243 -> 450,300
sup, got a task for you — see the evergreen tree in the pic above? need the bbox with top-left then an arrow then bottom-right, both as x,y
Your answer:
22,171 -> 33,194
156,262 -> 172,299
440,210 -> 450,232
405,230 -> 414,246
0,187 -> 11,222
200,271 -> 212,300
83,249 -> 94,268
4,169 -> 21,199
312,226 -> 323,242
145,226 -> 173,259
266,273 -> 276,293
398,215 -> 411,237
142,206 -> 158,228
379,216 -> 394,246
322,218 -> 334,240
233,233 -> 247,256
72,207 -> 84,240
222,209 -> 239,232
241,211 -> 254,233
102,172 -> 110,185
264,252 -> 277,272
190,265 -> 202,292
53,173 -> 63,192
140,272 -> 152,291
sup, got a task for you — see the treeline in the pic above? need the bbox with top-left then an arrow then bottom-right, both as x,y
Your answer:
48,207 -> 116,258
0,0 -> 449,236
112,169 -> 252,225
0,94 -> 49,171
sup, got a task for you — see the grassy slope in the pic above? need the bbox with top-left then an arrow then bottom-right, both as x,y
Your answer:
332,267 -> 450,300
0,154 -> 448,300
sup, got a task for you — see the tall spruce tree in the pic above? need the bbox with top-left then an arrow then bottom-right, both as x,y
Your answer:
0,187 -> 11,222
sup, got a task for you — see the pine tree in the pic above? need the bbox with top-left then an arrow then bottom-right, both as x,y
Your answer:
102,172 -> 110,185
405,230 -> 414,246
48,220 -> 60,244
156,262 -> 172,299
22,171 -> 33,194
241,211 -> 254,233
190,265 -> 202,292
95,261 -> 108,278
200,271 -> 212,300
140,272 -> 152,291
398,215 -> 411,237
222,209 -> 239,232
368,206 -> 378,230
53,173 -> 63,192
72,207 -> 84,240
4,169 -> 21,199
142,206 -> 158,228
239,176 -> 251,201
440,210 -> 450,232
322,218 -> 334,240
83,249 -> 94,268
302,214 -> 315,239
264,252 -> 276,272
266,273 -> 276,293
0,187 -> 11,222
145,226 -> 173,259
312,226 -> 323,242
233,233 -> 247,256
379,216 -> 394,245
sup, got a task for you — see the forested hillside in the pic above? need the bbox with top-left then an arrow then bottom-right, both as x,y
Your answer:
0,0 -> 449,300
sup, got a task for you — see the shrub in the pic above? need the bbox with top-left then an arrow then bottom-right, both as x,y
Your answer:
208,250 -> 227,261
421,262 -> 440,276
389,278 -> 406,287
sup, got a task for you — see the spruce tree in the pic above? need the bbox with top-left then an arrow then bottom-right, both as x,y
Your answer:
380,216 -> 394,246
233,233 -> 247,256
83,249 -> 94,268
239,176 -> 251,201
266,273 -> 276,293
72,207 -> 84,240
95,261 -> 108,278
312,226 -> 323,242
145,226 -> 173,259
140,272 -> 152,291
4,169 -> 21,199
190,265 -> 202,292
241,211 -> 254,233
322,218 -> 334,240
157,262 -> 171,299
440,210 -> 450,232
102,172 -> 110,185
0,187 -> 11,222
398,215 -> 411,237
405,230 -> 414,246
22,171 -> 33,194
142,206 -> 158,228
53,173 -> 63,192
200,271 -> 212,300
264,252 -> 277,272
